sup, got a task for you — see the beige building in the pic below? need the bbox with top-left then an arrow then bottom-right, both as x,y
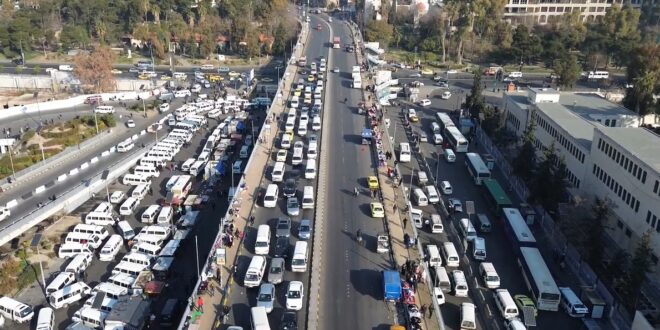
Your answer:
503,0 -> 646,25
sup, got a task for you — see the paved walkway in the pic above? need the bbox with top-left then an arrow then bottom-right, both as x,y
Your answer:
187,25 -> 309,330
349,22 -> 440,330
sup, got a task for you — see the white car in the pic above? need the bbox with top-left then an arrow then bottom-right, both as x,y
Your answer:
191,84 -> 202,93
111,69 -> 122,74
418,99 -> 431,107
45,68 -> 58,74
126,120 -> 136,128
328,17 -> 333,22
276,150 -> 288,162
446,69 -> 458,74
110,191 -> 125,204
286,281 -> 304,310
0,207 -> 10,221
159,103 -> 170,112
434,287 -> 446,305
441,91 -> 452,100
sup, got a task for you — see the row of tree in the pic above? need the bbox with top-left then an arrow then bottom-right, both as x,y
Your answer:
0,0 -> 294,60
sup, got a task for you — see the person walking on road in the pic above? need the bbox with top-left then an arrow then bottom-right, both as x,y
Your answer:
196,296 -> 204,312
428,305 -> 433,318
393,204 -> 398,214
403,218 -> 407,229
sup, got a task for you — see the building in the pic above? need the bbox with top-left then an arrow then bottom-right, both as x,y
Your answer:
365,0 -> 383,21
503,88 -> 660,271
503,0 -> 645,25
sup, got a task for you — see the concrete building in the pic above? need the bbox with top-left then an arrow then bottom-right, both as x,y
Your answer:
503,0 -> 646,25
365,0 -> 383,21
503,88 -> 660,271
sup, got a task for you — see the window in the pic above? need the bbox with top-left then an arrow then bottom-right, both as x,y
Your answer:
635,200 -> 640,213
617,220 -> 623,229
654,180 -> 659,194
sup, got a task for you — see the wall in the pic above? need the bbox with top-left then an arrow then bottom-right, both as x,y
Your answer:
0,74 -> 162,92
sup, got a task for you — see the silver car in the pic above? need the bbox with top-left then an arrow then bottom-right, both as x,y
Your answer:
276,218 -> 291,238
287,197 -> 300,216
268,257 -> 285,284
257,283 -> 276,313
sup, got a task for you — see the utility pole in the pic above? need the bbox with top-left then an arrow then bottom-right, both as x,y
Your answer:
19,39 -> 25,65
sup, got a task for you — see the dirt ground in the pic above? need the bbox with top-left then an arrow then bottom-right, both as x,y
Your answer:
0,91 -> 73,107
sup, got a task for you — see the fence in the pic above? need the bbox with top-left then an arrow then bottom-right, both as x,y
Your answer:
475,125 -> 631,329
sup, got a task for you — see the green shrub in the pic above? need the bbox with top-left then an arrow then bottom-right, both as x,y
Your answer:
17,264 -> 40,290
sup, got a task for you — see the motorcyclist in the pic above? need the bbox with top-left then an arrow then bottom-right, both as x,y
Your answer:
354,186 -> 359,196
357,229 -> 362,242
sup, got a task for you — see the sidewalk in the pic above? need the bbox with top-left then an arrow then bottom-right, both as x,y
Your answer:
349,22 -> 440,330
188,26 -> 308,330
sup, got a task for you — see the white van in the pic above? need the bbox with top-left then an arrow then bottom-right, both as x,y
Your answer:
141,225 -> 171,240
244,256 -> 267,287
122,174 -> 151,186
302,186 -> 315,209
36,306 -> 55,330
452,270 -> 469,297
433,133 -> 444,145
112,262 -> 148,277
140,156 -> 166,168
307,142 -> 318,160
305,161 -> 316,179
292,147 -> 304,165
425,185 -> 440,204
46,272 -> 76,296
109,191 -> 125,204
399,143 -> 411,162
72,307 -> 108,328
291,241 -> 309,272
73,224 -> 109,241
116,221 -> 135,240
433,266 -> 451,292
460,303 -> 477,329
133,165 -> 159,178
65,232 -> 101,249
93,202 -> 113,214
133,233 -> 165,247
444,149 -> 456,162
494,289 -> 519,320
190,160 -> 206,176
442,242 -> 460,267
430,214 -> 443,233
119,197 -> 140,216
130,242 -> 161,257
94,105 -> 115,114
254,225 -> 271,255
93,282 -> 129,300
272,162 -> 285,182
559,286 -> 589,317
197,151 -> 210,163
107,273 -> 137,292
99,235 -> 123,262
413,188 -> 428,206
251,307 -> 270,330
181,158 -> 196,172
311,115 -> 321,131
84,212 -> 116,226
281,133 -> 292,149
472,237 -> 486,261
426,245 -> 442,267
121,252 -> 153,267
479,262 -> 500,289
264,184 -> 278,208
232,160 -> 243,173
83,292 -> 117,314
58,243 -> 93,259
240,145 -> 250,159
0,296 -> 34,323
49,282 -> 91,309
65,253 -> 93,274
476,213 -> 492,233
141,205 -> 161,223
130,184 -> 150,201
157,206 -> 174,224
459,218 -> 477,242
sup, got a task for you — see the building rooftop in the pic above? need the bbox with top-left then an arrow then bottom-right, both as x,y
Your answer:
597,127 -> 660,173
529,87 -> 558,94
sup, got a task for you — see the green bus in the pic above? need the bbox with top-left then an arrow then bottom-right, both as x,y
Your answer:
482,178 -> 513,212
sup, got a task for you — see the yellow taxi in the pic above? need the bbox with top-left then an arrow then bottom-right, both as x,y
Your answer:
367,176 -> 379,189
420,68 -> 434,75
138,74 -> 150,80
303,96 -> 312,104
370,202 -> 385,218
293,89 -> 302,97
160,75 -> 172,81
207,74 -> 223,82
307,74 -> 315,82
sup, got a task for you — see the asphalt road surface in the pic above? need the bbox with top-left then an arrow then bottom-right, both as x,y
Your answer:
317,14 -> 397,330
383,84 -> 582,330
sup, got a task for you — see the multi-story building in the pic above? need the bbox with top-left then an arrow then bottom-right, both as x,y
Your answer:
503,88 -> 660,271
365,0 -> 383,21
503,0 -> 645,25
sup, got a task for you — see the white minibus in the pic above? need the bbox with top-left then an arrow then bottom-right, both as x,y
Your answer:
452,270 -> 469,297
83,292 -> 117,313
46,272 -> 76,296
112,262 -> 148,277
494,289 -> 519,320
425,185 -> 440,204
94,106 -> 115,114
139,156 -> 166,168
399,143 -> 411,162
119,197 -> 140,216
99,235 -> 123,262
72,307 -> 107,328
459,218 -> 477,242
198,151 -> 210,163
430,214 -> 443,233
64,232 -> 101,249
84,212 -> 116,226
157,206 -> 174,224
272,162 -> 285,182
133,165 -> 160,178
251,307 -> 270,330
131,184 -> 150,201
264,184 -> 278,208
254,225 -> 271,255
442,242 -> 460,267
107,273 -> 137,292
49,282 -> 91,309
58,243 -> 93,259
433,266 -> 451,292
413,188 -> 428,206
141,205 -> 161,223
472,237 -> 487,261
36,306 -> 54,330
93,282 -> 129,300
305,161 -> 316,179
240,145 -> 250,159
291,241 -> 309,272
460,303 -> 476,329
244,256 -> 267,287
559,286 -> 589,317
139,225 -> 171,240
146,150 -> 173,161
93,202 -> 113,214
133,233 -> 165,247
122,174 -> 151,186
64,253 -> 93,274
444,149 -> 456,162
110,191 -> 125,204
426,245 -> 442,267
116,140 -> 135,153
0,296 -> 34,323
130,242 -> 162,257
479,262 -> 500,289
121,252 -> 153,267
190,160 -> 206,176
181,158 -> 196,172
73,224 -> 109,241
302,186 -> 315,209
116,221 -> 135,240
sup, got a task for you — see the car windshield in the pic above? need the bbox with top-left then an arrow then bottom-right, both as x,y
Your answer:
300,225 -> 310,232
278,223 -> 288,229
288,290 -> 301,298
258,293 -> 272,301
270,265 -> 282,273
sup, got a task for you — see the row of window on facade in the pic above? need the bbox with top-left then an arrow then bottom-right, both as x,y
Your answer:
506,112 -> 521,132
593,164 -> 641,213
645,211 -> 660,233
535,115 -> 586,163
597,137 -> 648,185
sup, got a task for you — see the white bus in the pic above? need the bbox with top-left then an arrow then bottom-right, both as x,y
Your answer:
436,112 -> 455,133
465,153 -> 491,185
519,247 -> 561,311
116,140 -> 135,153
94,106 -> 115,114
502,208 -> 536,248
446,126 -> 469,152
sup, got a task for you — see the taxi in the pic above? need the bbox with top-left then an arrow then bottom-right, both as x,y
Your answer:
303,96 -> 312,104
307,74 -> 315,82
293,89 -> 302,97
408,109 -> 419,122
367,176 -> 379,190
370,202 -> 385,218
228,71 -> 240,78
160,75 -> 172,80
420,68 -> 434,75
138,74 -> 150,80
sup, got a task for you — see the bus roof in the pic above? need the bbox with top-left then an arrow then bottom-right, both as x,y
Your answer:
503,208 -> 536,245
520,247 -> 560,294
483,179 -> 513,207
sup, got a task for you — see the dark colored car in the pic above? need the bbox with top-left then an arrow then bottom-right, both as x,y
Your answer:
276,217 -> 291,238
283,179 -> 297,197
279,311 -> 298,330
273,236 -> 289,258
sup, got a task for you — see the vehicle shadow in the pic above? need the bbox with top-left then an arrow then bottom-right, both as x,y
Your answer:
349,268 -> 383,299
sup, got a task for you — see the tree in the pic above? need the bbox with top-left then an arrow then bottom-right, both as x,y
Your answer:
553,54 -> 581,89
509,25 -> 542,65
585,198 -> 611,268
73,47 -> 117,93
530,142 -> 567,214
512,117 -> 536,182
466,70 -> 485,119
364,20 -> 394,45
60,24 -> 90,50
271,22 -> 287,56
623,230 -> 653,311
623,43 -> 659,118
583,5 -> 640,68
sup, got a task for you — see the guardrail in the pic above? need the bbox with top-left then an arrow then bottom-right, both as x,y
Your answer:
0,136 -> 161,247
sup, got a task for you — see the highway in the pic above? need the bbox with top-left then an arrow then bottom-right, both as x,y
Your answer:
382,83 -> 582,329
316,14 -> 396,329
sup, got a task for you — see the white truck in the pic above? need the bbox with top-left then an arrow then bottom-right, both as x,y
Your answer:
352,66 -> 362,89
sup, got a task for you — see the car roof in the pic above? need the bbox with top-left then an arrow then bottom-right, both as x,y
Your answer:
289,281 -> 303,289
272,257 -> 285,265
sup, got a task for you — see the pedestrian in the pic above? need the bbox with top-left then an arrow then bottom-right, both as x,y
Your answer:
428,305 -> 433,318
403,217 -> 407,229
420,304 -> 427,316
196,296 -> 204,312
149,187 -> 153,195
249,215 -> 255,226
393,204 -> 398,214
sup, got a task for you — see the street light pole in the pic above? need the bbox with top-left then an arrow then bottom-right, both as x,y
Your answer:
195,235 -> 200,279
142,98 -> 147,118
